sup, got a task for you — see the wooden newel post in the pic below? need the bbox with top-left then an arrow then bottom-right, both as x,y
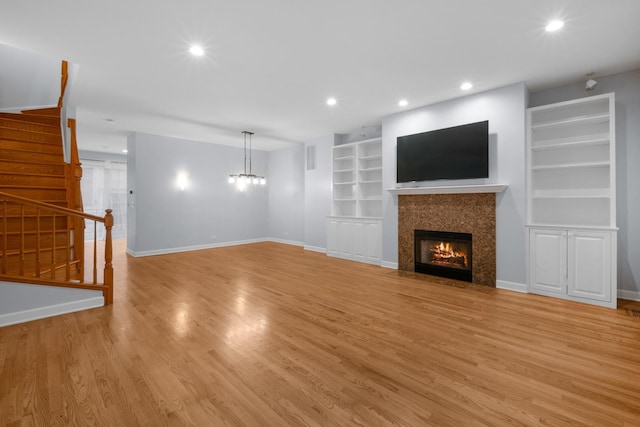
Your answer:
104,209 -> 114,305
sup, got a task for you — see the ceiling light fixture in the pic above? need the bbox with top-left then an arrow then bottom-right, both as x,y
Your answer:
189,45 -> 205,56
122,149 -> 128,154
398,99 -> 408,107
545,20 -> 564,32
460,82 -> 473,90
228,131 -> 266,190
326,97 -> 337,106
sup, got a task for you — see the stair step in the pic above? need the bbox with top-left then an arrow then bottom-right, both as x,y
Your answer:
1,262 -> 83,283
0,204 -> 72,216
0,231 -> 69,249
0,215 -> 68,230
0,127 -> 62,145
0,159 -> 65,176
0,148 -> 64,165
21,107 -> 61,117
0,113 -> 60,126
0,173 -> 66,187
0,138 -> 64,154
0,186 -> 67,202
0,117 -> 61,135
1,257 -> 82,281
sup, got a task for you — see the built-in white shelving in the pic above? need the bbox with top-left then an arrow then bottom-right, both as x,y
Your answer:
526,92 -> 617,308
331,138 -> 383,218
328,137 -> 383,265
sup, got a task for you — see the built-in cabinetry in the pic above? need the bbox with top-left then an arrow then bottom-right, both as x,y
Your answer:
526,93 -> 617,308
326,217 -> 381,264
327,138 -> 382,265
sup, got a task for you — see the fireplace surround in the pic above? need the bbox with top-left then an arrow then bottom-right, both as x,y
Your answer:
398,193 -> 496,286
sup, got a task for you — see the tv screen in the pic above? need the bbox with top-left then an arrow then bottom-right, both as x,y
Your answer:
396,120 -> 489,183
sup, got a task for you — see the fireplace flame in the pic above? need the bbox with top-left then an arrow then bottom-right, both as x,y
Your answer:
430,241 -> 468,268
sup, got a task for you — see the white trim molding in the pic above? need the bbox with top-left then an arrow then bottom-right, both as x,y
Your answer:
496,280 -> 528,293
381,261 -> 399,269
618,289 -> 640,302
387,184 -> 507,195
0,296 -> 104,327
303,245 -> 326,254
127,238 -> 269,257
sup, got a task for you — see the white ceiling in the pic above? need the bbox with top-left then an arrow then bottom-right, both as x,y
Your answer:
1,0 -> 639,153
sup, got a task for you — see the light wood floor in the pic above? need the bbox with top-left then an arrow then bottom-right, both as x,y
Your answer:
1,241 -> 640,426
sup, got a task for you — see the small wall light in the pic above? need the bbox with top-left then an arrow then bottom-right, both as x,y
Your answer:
176,171 -> 189,191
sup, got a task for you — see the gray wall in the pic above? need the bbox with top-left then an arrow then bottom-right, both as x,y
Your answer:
303,135 -> 335,250
0,43 -> 60,109
0,281 -> 101,318
381,83 -> 528,285
530,69 -> 640,294
268,145 -> 305,244
127,132 -> 269,254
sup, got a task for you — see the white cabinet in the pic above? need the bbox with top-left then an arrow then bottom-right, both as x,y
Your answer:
528,228 -> 615,308
567,230 -> 613,303
326,217 -> 381,265
526,93 -> 617,308
328,138 -> 382,266
529,228 -> 567,295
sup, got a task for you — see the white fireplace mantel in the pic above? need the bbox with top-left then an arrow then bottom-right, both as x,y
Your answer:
387,184 -> 507,195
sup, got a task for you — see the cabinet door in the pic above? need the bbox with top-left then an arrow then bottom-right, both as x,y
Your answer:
365,221 -> 381,264
567,230 -> 611,302
529,228 -> 567,295
352,221 -> 366,261
326,219 -> 340,256
339,220 -> 353,257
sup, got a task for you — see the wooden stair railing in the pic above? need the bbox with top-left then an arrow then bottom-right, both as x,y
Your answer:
0,191 -> 113,305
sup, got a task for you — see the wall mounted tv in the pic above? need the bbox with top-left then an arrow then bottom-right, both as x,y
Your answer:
396,120 -> 489,183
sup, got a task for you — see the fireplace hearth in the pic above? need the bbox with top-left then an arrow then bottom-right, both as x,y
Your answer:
414,230 -> 472,282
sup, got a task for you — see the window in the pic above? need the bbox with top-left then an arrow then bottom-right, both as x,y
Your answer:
80,159 -> 127,240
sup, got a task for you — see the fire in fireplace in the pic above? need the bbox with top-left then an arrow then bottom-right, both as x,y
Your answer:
414,230 -> 472,282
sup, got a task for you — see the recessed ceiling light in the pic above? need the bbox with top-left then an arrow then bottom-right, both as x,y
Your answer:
122,149 -> 128,154
326,97 -> 337,106
189,45 -> 205,56
545,20 -> 564,32
460,82 -> 473,90
398,99 -> 408,107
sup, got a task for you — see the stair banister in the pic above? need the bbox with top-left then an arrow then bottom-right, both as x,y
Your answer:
0,191 -> 114,305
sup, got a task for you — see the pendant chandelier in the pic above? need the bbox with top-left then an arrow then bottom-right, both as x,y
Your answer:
228,131 -> 266,190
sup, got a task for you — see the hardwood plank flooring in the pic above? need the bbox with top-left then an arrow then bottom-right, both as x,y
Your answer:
1,241 -> 640,426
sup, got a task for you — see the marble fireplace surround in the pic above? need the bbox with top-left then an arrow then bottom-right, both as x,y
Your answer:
390,185 -> 506,287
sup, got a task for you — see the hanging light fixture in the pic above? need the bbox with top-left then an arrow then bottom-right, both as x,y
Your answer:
228,131 -> 266,190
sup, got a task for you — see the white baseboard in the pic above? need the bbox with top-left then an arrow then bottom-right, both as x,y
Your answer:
496,280 -> 528,293
0,296 -> 104,327
128,238 -> 270,257
618,289 -> 640,301
304,245 -> 326,254
381,261 -> 398,269
128,238 -> 314,257
269,238 -> 304,247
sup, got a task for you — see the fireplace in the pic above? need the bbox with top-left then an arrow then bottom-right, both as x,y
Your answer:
414,230 -> 472,282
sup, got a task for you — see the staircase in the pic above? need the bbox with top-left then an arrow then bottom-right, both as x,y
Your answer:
0,61 -> 113,306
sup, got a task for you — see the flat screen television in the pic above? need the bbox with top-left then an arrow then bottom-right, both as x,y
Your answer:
396,120 -> 489,183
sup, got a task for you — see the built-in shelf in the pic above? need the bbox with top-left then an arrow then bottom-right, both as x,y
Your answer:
332,138 -> 383,218
526,92 -> 617,309
387,184 -> 507,195
531,137 -> 609,151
